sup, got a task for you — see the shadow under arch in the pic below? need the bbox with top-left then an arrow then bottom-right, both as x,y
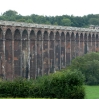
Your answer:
75,33 -> 79,57
5,28 -> 12,80
84,33 -> 87,54
88,33 -> 92,52
96,34 -> 99,52
49,31 -> 54,73
79,33 -> 84,56
14,29 -> 21,78
37,30 -> 42,77
0,28 -> 3,79
66,32 -> 70,65
30,30 -> 36,79
43,31 -> 49,75
22,29 -> 28,79
71,32 -> 75,60
61,32 -> 65,68
92,34 -> 95,52
55,31 -> 60,70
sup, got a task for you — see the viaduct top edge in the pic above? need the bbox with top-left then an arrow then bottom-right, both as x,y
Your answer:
0,20 -> 99,32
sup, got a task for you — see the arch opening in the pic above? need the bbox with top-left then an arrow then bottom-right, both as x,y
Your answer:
14,29 -> 21,78
66,32 -> 70,65
5,29 -> 12,80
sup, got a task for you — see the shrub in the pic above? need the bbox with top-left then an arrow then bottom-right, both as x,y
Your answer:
70,52 -> 99,85
0,69 -> 85,99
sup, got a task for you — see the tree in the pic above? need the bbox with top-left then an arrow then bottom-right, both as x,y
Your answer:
61,18 -> 72,26
89,18 -> 99,25
70,52 -> 99,85
3,10 -> 18,17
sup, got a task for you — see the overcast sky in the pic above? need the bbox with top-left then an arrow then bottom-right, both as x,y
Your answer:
0,0 -> 99,16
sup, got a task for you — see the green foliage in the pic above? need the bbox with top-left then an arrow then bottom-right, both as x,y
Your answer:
61,18 -> 72,26
1,10 -> 99,27
0,70 -> 85,98
70,52 -> 99,85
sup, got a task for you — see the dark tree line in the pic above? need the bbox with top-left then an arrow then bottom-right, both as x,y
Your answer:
0,10 -> 99,27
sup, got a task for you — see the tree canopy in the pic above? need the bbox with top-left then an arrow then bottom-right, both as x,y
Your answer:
1,10 -> 99,27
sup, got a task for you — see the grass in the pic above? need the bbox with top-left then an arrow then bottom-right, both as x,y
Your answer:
85,85 -> 99,99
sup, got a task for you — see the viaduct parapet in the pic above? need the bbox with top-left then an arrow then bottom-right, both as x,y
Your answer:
0,20 -> 99,80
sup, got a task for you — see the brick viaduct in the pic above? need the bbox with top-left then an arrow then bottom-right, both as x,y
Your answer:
0,20 -> 99,80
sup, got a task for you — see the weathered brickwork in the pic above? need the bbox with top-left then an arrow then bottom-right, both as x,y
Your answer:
0,20 -> 99,80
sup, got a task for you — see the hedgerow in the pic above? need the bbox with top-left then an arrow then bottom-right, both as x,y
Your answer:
0,69 -> 85,99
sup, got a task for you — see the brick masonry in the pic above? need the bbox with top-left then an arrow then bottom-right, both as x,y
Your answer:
0,20 -> 99,80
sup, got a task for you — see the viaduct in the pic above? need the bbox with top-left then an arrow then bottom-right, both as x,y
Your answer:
0,20 -> 99,80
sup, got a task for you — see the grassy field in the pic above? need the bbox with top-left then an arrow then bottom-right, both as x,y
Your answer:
85,85 -> 99,99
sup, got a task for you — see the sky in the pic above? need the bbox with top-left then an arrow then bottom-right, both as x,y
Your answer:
0,0 -> 99,16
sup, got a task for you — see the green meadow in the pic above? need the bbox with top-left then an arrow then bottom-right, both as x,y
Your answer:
85,85 -> 99,99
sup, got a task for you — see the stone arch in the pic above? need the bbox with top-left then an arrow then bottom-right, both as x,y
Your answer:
37,30 -> 42,76
50,31 -> 54,40
5,28 -> 12,80
5,29 -> 12,40
43,31 -> 49,74
37,30 -> 42,40
0,28 -> 3,78
66,32 -> 70,65
79,33 -> 84,56
75,33 -> 79,56
61,32 -> 65,68
22,29 -> 28,78
55,31 -> 60,70
14,29 -> 21,78
30,30 -> 36,78
84,33 -> 87,54
49,31 -> 54,73
92,33 -> 95,52
71,32 -> 75,60
88,33 -> 92,52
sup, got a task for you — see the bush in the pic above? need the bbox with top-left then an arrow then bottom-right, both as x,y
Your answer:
0,70 -> 85,99
70,52 -> 99,85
